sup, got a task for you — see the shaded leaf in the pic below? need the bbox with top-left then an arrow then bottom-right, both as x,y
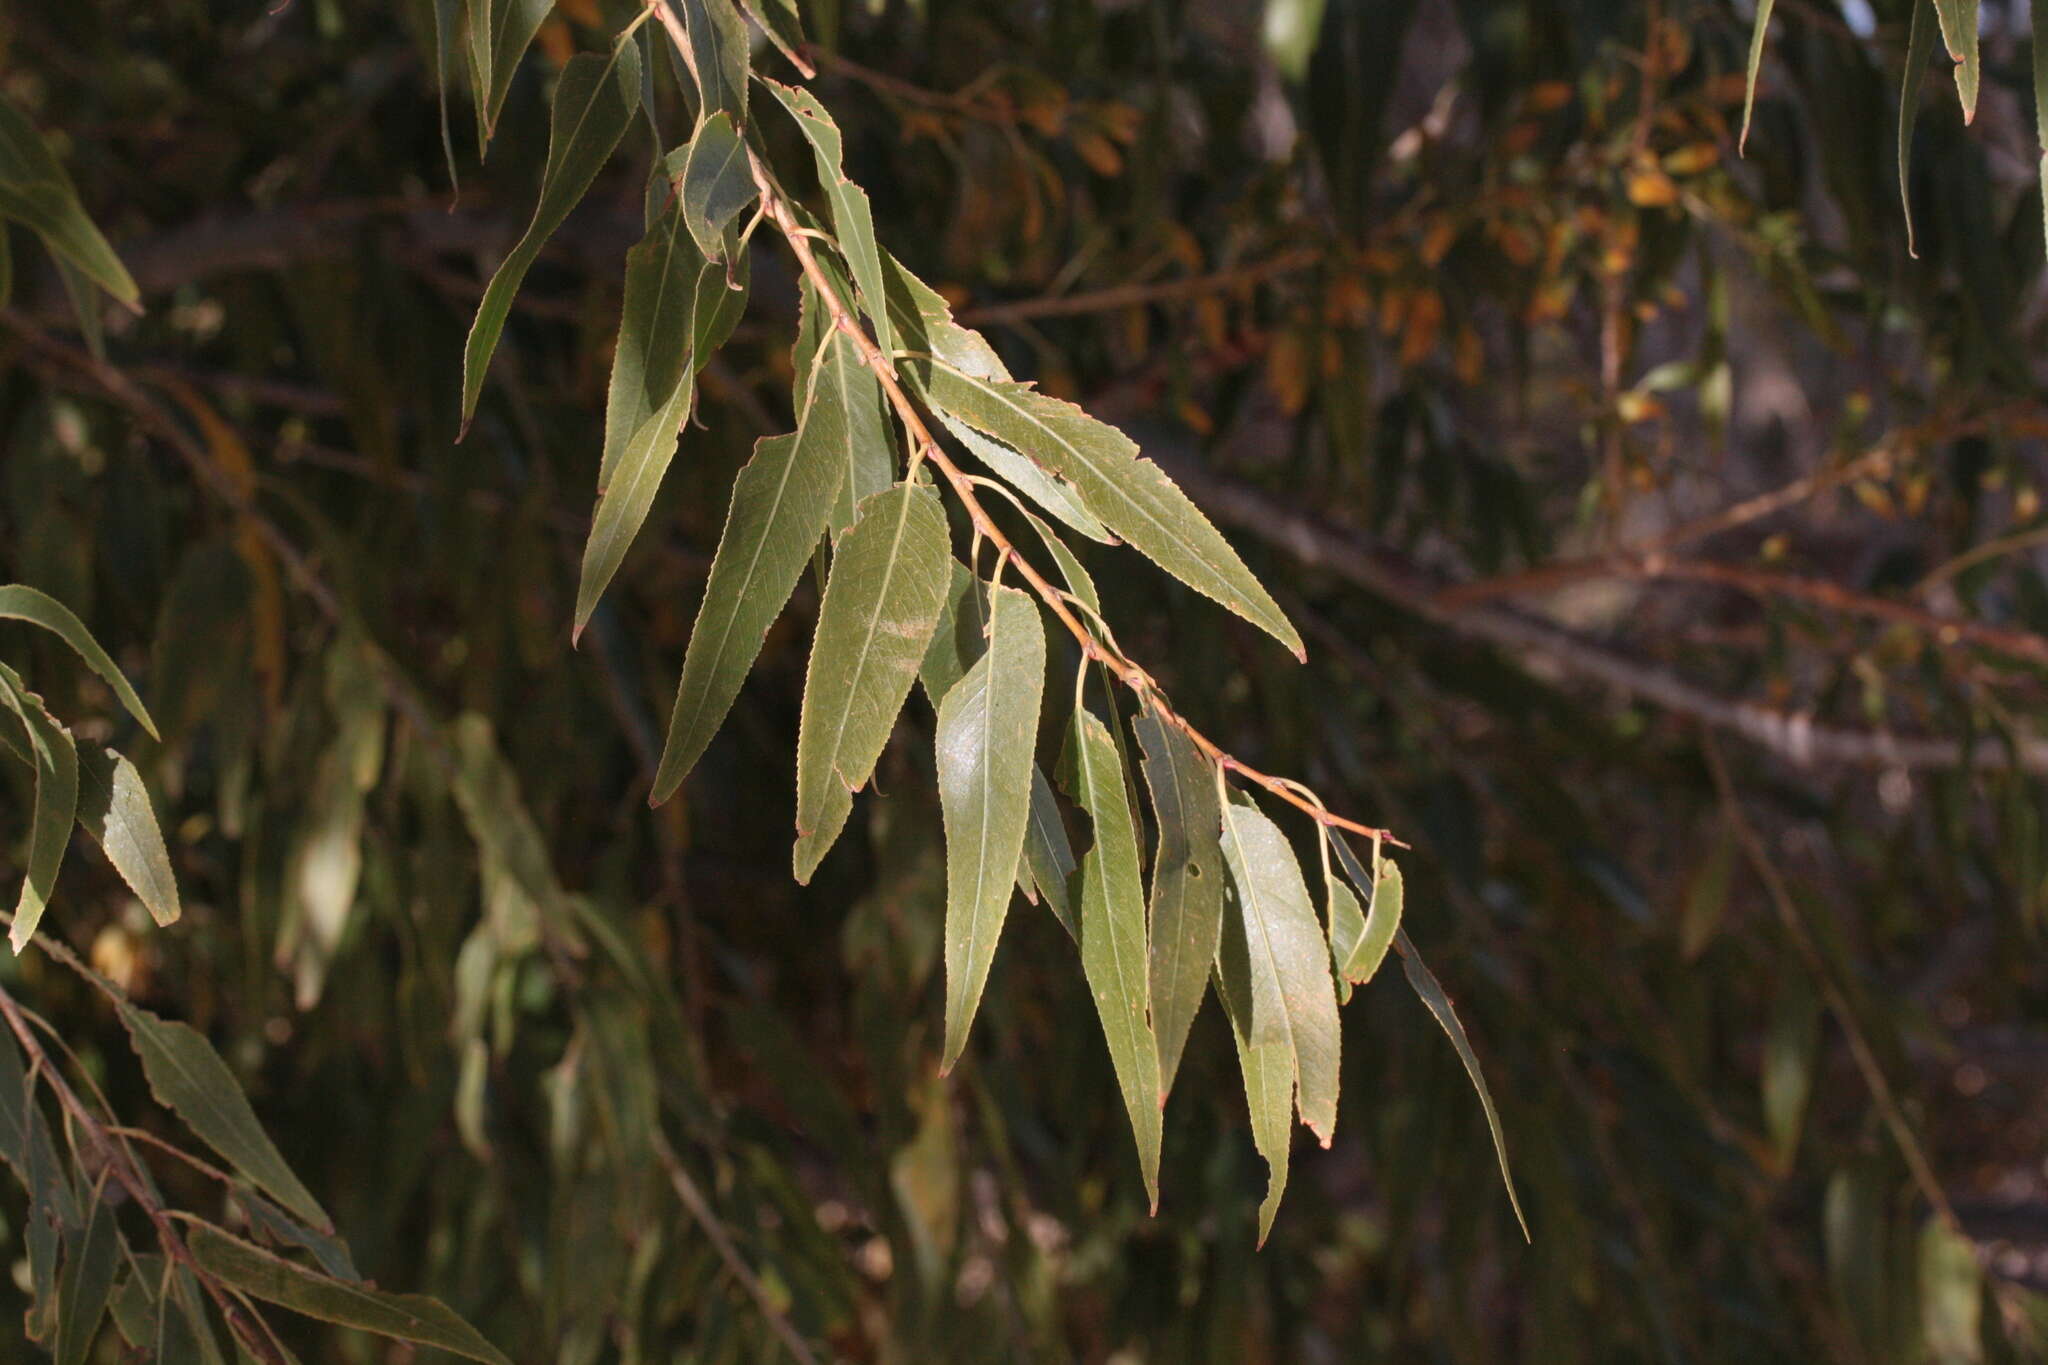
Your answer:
1022,766 -> 1077,936
1902,0 -> 1938,257
678,110 -> 756,266
919,364 -> 1303,657
1059,707 -> 1162,1209
0,665 -> 80,953
598,194 -> 706,493
117,1002 -> 331,1232
1763,974 -> 1820,1169
761,78 -> 894,359
1134,703 -> 1224,1097
240,1191 -> 361,1284
652,425 -> 843,799
0,96 -> 138,306
1215,919 -> 1294,1245
674,0 -> 750,124
460,45 -> 642,429
0,583 -> 158,737
185,1225 -> 511,1365
1395,931 -> 1531,1240
937,585 -> 1046,1071
74,740 -> 179,926
1331,835 -> 1400,987
54,1178 -> 119,1365
793,481 -> 951,880
740,0 -> 810,74
1739,0 -> 1776,154
466,0 -> 552,144
2032,0 -> 2048,250
1219,797 -> 1340,1143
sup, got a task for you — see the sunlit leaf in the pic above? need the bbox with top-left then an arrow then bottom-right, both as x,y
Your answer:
1395,931 -> 1531,1240
1059,707 -> 1162,1209
937,585 -> 1046,1071
678,110 -> 756,267
1134,703 -> 1223,1096
460,45 -> 642,430
673,0 -> 750,124
74,741 -> 180,927
0,96 -> 138,306
1331,836 -> 1400,987
793,481 -> 951,881
0,664 -> 80,953
919,363 -> 1304,657
806,298 -> 895,536
652,425 -> 845,799
1219,797 -> 1339,1143
186,1225 -> 511,1365
0,584 -> 158,738
934,411 -> 1113,544
117,1002 -> 332,1232
53,1178 -> 119,1365
1739,0 -> 1776,154
761,78 -> 894,360
1932,0 -> 1980,123
740,0 -> 810,74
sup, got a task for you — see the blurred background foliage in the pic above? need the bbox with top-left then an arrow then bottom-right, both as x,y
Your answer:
3,0 -> 2048,1358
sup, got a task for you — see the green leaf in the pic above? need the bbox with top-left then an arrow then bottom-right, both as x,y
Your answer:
811,303 -> 896,536
1022,766 -> 1077,936
1330,836 -> 1400,987
460,45 -> 642,430
1762,974 -> 1820,1169
917,559 -> 986,705
1932,0 -> 1980,123
933,411 -> 1114,544
599,196 -> 706,494
1394,931 -> 1530,1240
105,1256 -> 160,1352
740,0 -> 809,73
185,1225 -> 511,1365
55,254 -> 106,360
0,1023 -> 74,1226
0,96 -> 138,306
919,364 -> 1304,657
1325,877 -> 1364,1005
1059,707 -> 1162,1209
652,424 -> 844,800
673,0 -> 750,124
1219,797 -> 1340,1143
466,0 -> 553,144
240,1191 -> 360,1283
793,481 -> 952,881
1739,0 -> 1776,154
54,1179 -> 120,1365
0,584 -> 159,738
1214,925 -> 1294,1245
1134,703 -> 1224,1097
937,585 -> 1046,1072
116,1002 -> 332,1232
678,110 -> 757,266
1679,828 -> 1732,959
0,666 -> 80,953
74,741 -> 180,926
761,78 -> 894,361
1901,0 -> 1938,258
22,1102 -> 66,1342
2031,0 -> 2048,252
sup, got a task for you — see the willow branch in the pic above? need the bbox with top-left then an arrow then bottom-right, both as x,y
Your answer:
722,134 -> 1398,846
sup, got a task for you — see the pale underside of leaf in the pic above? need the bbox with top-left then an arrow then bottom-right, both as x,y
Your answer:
934,410 -> 1113,544
1061,708 -> 1162,1210
74,740 -> 180,926
920,363 -> 1304,658
938,586 -> 1047,1071
793,481 -> 951,881
1134,703 -> 1224,1098
1219,797 -> 1341,1145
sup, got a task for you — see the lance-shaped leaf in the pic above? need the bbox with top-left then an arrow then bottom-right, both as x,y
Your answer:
934,410 -> 1113,544
1060,708 -> 1162,1209
465,0 -> 552,145
800,287 -> 895,535
0,97 -> 138,307
577,378 -> 695,636
652,424 -> 849,797
186,1225 -> 511,1365
0,584 -> 158,737
1135,704 -> 1224,1097
1215,925 -> 1294,1245
460,45 -> 642,430
679,110 -> 756,266
882,250 -> 1008,380
1901,0 -> 1938,257
1932,0 -> 1980,123
2032,0 -> 2048,248
793,482 -> 951,881
937,586 -> 1046,1072
673,0 -> 750,124
1330,834 -> 1400,988
1395,931 -> 1531,1240
1738,0 -> 1776,154
761,78 -> 894,360
920,363 -> 1303,658
1219,797 -> 1340,1144
740,0 -> 810,73
74,741 -> 179,926
0,667 -> 79,953
599,195 -> 704,493
1022,768 -> 1077,935
54,1179 -> 119,1365
116,1002 -> 332,1232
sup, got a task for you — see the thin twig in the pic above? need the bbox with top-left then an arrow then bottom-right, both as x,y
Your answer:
957,249 -> 1323,328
